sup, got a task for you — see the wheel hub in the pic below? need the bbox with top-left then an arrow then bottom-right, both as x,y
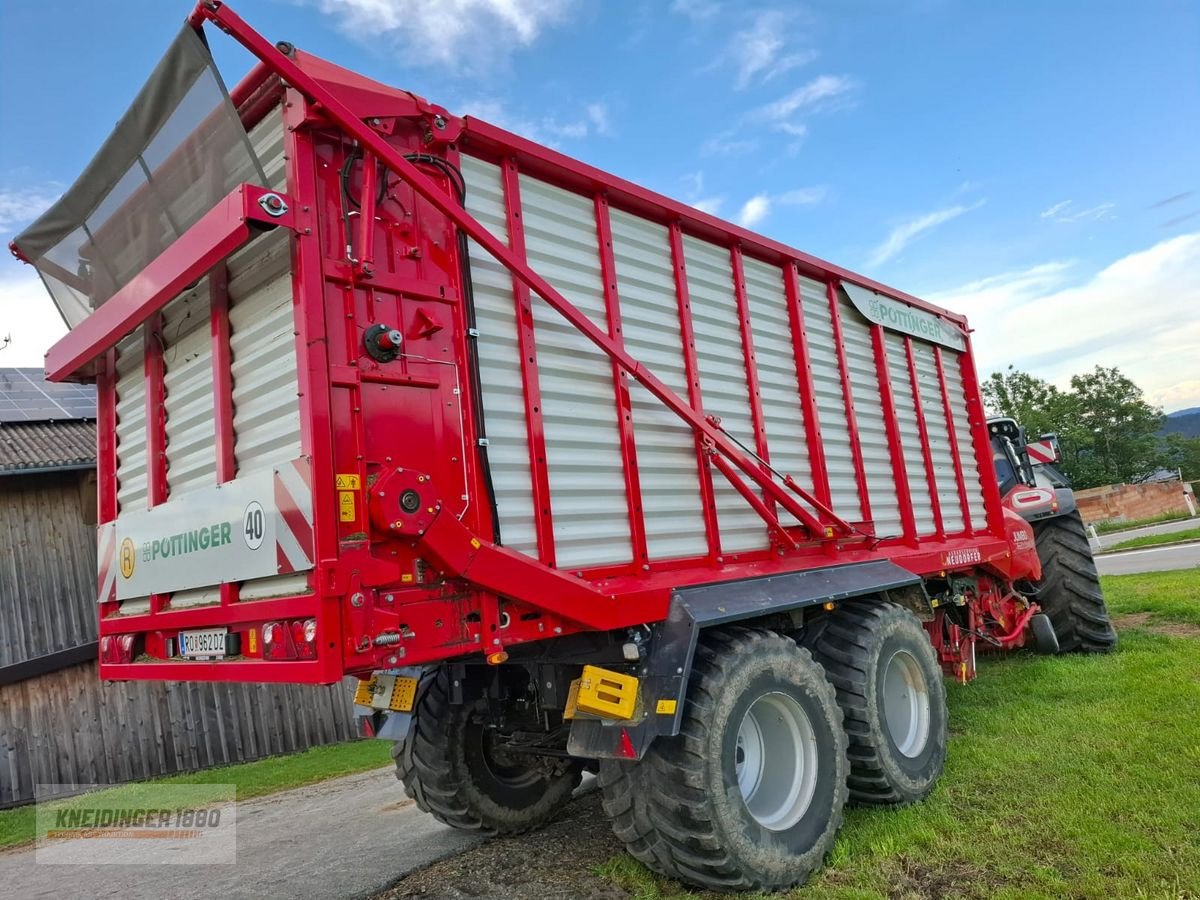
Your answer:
881,649 -> 931,758
734,692 -> 819,831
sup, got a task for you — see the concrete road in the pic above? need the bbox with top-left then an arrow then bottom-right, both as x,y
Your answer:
1094,517 -> 1199,550
1095,542 -> 1200,576
0,767 -> 484,900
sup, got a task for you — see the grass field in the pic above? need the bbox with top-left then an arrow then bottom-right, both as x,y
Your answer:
0,734 -> 393,850
602,570 -> 1200,900
1106,526 -> 1200,552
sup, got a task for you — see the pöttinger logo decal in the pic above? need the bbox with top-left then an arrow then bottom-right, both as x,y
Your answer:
119,538 -> 136,579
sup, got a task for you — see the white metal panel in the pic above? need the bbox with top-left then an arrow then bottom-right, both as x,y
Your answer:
883,333 -> 935,535
249,105 -> 287,190
162,281 -> 216,498
943,353 -> 989,531
838,298 -> 903,539
682,235 -> 768,552
609,209 -> 707,561
743,257 -> 813,527
228,229 -> 301,474
520,174 -> 632,569
460,155 -> 538,557
115,332 -> 147,512
912,342 -> 966,534
799,275 -> 861,522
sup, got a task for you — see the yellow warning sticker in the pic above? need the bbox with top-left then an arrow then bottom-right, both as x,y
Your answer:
339,491 -> 356,522
656,699 -> 677,715
335,473 -> 361,490
247,628 -> 258,655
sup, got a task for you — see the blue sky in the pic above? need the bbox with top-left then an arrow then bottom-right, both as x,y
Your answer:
1,0 -> 1197,409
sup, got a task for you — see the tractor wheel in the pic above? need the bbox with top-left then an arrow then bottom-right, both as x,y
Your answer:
597,627 -> 847,892
393,667 -> 582,835
802,601 -> 947,806
1032,511 -> 1117,653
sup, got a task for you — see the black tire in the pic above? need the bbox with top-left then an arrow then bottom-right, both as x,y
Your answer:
1032,511 -> 1117,653
597,627 -> 848,892
393,668 -> 582,835
802,601 -> 948,806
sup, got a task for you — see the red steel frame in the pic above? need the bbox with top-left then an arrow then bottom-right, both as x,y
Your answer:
37,2 -> 1033,683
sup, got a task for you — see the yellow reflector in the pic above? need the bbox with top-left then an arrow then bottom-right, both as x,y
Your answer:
354,677 -> 377,706
389,676 -> 418,712
576,665 -> 639,721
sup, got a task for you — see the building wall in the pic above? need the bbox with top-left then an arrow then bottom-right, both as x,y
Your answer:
0,471 -> 359,808
1074,480 -> 1194,524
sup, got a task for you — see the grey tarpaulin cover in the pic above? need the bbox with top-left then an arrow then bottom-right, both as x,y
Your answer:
13,25 -> 266,329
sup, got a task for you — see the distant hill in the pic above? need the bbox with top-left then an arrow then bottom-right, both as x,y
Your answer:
1162,407 -> 1200,438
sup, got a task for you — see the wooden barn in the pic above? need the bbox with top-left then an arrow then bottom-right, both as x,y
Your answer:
0,368 -> 357,807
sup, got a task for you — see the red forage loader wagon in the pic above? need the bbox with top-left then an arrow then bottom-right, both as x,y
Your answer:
11,3 -> 1115,890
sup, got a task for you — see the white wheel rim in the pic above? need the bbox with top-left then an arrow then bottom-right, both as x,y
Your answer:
734,692 -> 819,831
882,649 -> 931,758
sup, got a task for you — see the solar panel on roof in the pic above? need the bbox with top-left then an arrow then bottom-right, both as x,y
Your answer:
0,367 -> 97,423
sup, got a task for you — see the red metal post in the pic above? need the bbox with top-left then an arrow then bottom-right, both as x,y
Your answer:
595,193 -> 648,568
871,325 -> 918,545
501,158 -> 556,567
669,222 -> 721,562
209,266 -> 235,484
730,247 -> 772,518
783,263 -> 831,510
143,314 -> 167,508
934,346 -> 973,534
956,344 -> 1006,535
904,337 -> 944,540
826,281 -> 873,525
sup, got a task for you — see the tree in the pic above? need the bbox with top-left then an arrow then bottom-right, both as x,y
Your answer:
982,365 -> 1165,489
1162,433 -> 1200,482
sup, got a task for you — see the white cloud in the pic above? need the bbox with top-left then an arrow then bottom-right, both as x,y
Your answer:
0,185 -> 60,233
457,97 -> 609,145
778,186 -> 827,206
670,0 -> 720,21
750,74 -> 857,138
737,193 -> 771,228
1038,199 -> 1116,223
868,201 -> 985,267
722,11 -> 816,89
0,270 -> 67,367
308,0 -> 573,71
700,132 -> 758,157
692,197 -> 725,216
927,233 -> 1200,411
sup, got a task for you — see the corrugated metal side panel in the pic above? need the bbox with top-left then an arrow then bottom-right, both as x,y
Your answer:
460,155 -> 538,557
838,299 -> 903,539
162,283 -> 215,497
250,105 -> 287,190
115,332 -> 147,512
883,333 -> 935,535
520,175 -> 631,569
744,257 -> 812,527
944,353 -> 989,531
912,342 -> 966,534
609,209 -> 707,561
683,235 -> 767,552
799,276 -> 860,521
228,229 -> 300,474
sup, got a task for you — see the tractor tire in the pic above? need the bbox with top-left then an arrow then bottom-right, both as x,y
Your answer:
1032,511 -> 1117,653
393,667 -> 582,835
597,627 -> 848,892
802,601 -> 947,806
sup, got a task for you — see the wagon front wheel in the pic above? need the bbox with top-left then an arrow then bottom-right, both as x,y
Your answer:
598,627 -> 848,892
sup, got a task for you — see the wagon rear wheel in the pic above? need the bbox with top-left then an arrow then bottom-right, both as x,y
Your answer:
598,627 -> 848,892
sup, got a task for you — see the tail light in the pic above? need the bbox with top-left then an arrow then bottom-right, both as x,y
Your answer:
262,619 -> 318,660
100,634 -> 135,664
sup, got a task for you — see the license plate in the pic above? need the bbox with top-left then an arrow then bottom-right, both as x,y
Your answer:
179,628 -> 227,659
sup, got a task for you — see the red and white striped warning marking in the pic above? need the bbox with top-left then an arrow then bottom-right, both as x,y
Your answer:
1026,440 -> 1058,464
274,458 -> 314,574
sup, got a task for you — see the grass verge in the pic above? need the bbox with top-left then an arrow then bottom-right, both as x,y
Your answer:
0,737 -> 393,852
1105,525 -> 1200,552
601,571 -> 1200,899
1093,511 -> 1195,535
